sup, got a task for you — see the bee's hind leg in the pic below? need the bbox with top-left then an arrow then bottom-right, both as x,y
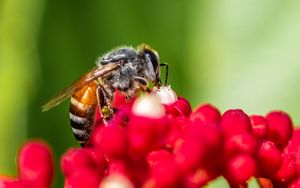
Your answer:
96,85 -> 113,124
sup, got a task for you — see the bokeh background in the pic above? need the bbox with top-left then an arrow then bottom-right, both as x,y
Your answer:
1,0 -> 300,187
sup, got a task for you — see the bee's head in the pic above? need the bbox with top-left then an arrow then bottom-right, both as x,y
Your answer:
138,44 -> 160,86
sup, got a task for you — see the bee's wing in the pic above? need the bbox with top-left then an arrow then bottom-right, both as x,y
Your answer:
41,63 -> 120,111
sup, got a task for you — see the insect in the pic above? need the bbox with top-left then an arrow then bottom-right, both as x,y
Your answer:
42,44 -> 168,146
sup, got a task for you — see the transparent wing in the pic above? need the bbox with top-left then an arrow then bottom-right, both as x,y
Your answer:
41,63 -> 120,111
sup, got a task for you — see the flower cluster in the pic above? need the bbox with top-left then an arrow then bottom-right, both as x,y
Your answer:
61,87 -> 300,188
2,86 -> 300,188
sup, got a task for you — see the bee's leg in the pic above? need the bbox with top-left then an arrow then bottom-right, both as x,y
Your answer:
95,85 -> 106,124
160,63 -> 168,86
96,85 -> 113,124
132,76 -> 150,92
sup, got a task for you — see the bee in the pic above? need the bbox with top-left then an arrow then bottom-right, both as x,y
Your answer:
42,44 -> 168,146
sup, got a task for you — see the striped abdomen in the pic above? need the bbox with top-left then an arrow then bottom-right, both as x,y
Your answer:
69,82 -> 98,146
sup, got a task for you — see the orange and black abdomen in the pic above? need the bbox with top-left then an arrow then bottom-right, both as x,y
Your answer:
69,82 -> 98,146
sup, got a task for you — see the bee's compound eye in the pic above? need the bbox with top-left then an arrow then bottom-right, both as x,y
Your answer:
144,49 -> 159,75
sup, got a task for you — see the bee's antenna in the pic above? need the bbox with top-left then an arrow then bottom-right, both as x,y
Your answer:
160,62 -> 168,86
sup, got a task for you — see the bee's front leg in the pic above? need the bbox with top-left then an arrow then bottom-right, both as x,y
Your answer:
124,76 -> 150,100
132,76 -> 150,93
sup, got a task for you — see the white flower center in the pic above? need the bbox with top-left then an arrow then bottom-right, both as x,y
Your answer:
151,85 -> 178,105
132,94 -> 165,118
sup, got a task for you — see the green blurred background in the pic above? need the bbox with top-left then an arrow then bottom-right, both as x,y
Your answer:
1,0 -> 300,187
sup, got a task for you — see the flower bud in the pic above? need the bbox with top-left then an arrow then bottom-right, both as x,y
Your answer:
87,149 -> 107,172
220,109 -> 252,137
257,140 -> 282,175
250,115 -> 269,139
65,168 -> 101,188
271,153 -> 298,184
190,103 -> 221,125
61,148 -> 97,178
18,141 -> 54,188
266,111 -> 293,150
174,137 -> 206,172
165,97 -> 192,117
284,129 -> 300,173
224,154 -> 257,185
183,121 -> 223,165
128,113 -> 169,156
107,160 -> 130,178
93,126 -> 129,159
165,117 -> 187,149
224,133 -> 258,157
150,158 -> 183,188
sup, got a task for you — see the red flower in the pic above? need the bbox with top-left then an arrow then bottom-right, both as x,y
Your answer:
3,86 -> 300,187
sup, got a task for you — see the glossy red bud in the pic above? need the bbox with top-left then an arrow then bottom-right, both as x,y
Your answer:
271,153 -> 298,184
190,103 -> 221,125
220,109 -> 252,137
165,97 -> 192,117
61,148 -> 97,178
224,133 -> 258,156
93,126 -> 129,159
250,115 -> 269,139
266,111 -> 293,150
18,141 -> 54,188
224,154 -> 257,185
257,140 -> 282,175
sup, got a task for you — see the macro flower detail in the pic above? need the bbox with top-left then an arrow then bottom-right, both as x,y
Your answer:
2,86 -> 300,187
58,86 -> 300,188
